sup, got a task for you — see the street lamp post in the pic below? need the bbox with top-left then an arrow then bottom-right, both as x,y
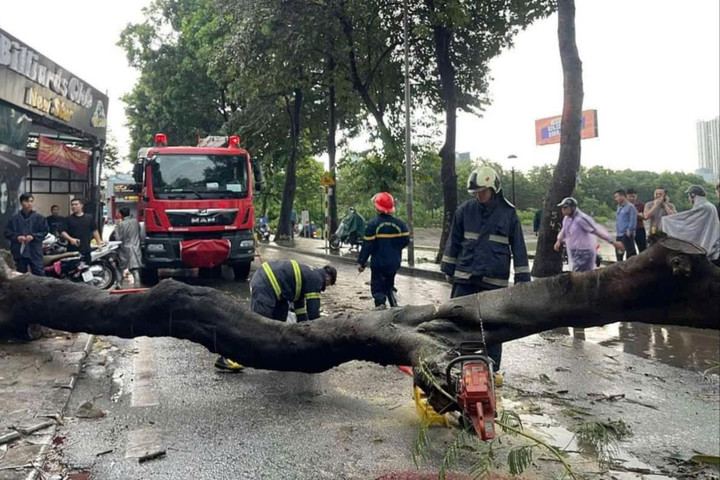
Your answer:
403,0 -> 414,266
508,154 -> 517,205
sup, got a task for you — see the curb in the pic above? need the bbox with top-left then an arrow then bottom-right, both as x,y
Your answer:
263,243 -> 447,281
26,333 -> 95,480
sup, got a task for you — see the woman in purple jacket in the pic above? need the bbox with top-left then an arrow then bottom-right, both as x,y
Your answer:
554,197 -> 624,272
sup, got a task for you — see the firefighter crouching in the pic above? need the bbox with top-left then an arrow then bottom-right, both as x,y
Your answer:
357,192 -> 410,309
440,166 -> 531,386
215,260 -> 338,372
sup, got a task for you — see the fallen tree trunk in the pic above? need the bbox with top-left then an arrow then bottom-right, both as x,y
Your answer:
1,239 -> 718,391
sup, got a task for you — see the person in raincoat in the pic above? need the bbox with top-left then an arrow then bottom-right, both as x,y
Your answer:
113,207 -> 142,285
661,185 -> 720,264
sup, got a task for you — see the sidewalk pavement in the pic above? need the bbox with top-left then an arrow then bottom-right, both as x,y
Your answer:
0,332 -> 94,480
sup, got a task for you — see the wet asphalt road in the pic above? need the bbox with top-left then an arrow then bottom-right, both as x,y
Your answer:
54,248 -> 719,479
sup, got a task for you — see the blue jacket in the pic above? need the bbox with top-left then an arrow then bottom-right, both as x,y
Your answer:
4,210 -> 48,263
616,201 -> 637,237
358,213 -> 410,271
250,260 -> 328,321
441,196 -> 531,286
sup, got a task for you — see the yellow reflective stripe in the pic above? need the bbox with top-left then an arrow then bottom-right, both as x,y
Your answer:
464,231 -> 479,240
295,307 -> 307,315
262,262 -> 282,299
376,232 -> 410,239
363,236 -> 376,241
305,292 -> 321,300
454,270 -> 472,279
515,266 -> 530,274
483,276 -> 509,287
441,255 -> 456,264
291,260 -> 302,301
489,234 -> 509,244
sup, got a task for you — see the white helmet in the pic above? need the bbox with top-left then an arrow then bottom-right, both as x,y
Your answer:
467,166 -> 502,193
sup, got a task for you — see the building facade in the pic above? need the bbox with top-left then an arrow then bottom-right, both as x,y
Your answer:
696,116 -> 720,181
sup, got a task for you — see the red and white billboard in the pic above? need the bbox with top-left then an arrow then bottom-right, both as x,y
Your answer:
37,136 -> 89,175
535,110 -> 598,146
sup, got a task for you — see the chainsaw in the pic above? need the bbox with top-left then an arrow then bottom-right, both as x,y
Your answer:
445,341 -> 497,440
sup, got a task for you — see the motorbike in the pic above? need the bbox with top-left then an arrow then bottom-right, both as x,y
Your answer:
42,234 -> 94,285
41,234 -> 122,290
88,241 -> 123,290
255,223 -> 271,243
329,209 -> 366,251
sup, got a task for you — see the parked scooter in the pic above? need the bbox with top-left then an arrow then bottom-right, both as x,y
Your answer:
88,241 -> 123,290
42,234 -> 94,285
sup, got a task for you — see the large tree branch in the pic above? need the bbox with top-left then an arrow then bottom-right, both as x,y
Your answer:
1,239 -> 717,376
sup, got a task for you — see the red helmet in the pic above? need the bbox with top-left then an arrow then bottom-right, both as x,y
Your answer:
373,192 -> 395,214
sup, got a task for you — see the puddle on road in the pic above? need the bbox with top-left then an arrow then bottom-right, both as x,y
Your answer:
556,323 -> 719,372
501,399 -> 674,480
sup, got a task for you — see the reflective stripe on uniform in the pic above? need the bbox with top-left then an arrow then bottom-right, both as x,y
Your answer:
262,262 -> 282,298
515,265 -> 530,274
483,276 -> 509,287
376,232 -> 410,239
295,307 -> 307,315
464,231 -> 479,241
363,236 -> 376,241
453,270 -> 472,279
291,260 -> 302,301
305,292 -> 321,300
488,234 -> 509,244
441,255 -> 456,264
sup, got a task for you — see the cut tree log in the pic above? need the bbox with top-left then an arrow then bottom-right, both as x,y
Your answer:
1,238 -> 717,411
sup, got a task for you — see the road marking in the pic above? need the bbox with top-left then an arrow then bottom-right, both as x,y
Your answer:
125,427 -> 164,458
132,338 -> 158,407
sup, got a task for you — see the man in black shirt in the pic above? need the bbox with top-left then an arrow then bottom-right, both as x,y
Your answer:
61,198 -> 103,262
46,204 -> 65,236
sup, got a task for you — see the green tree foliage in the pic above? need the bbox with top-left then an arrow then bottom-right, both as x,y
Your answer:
411,0 -> 555,261
118,0 -> 233,158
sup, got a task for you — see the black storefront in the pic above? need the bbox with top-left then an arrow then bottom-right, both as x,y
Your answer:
0,27 -> 108,248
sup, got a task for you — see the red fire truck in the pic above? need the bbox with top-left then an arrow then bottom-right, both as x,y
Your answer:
132,133 -> 261,284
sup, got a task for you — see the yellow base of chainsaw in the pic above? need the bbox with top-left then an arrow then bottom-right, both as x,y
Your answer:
413,386 -> 450,427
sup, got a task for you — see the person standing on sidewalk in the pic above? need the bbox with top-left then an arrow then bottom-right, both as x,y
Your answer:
626,188 -> 646,252
46,205 -> 65,237
61,198 -> 103,263
215,260 -> 338,372
114,207 -> 142,286
614,189 -> 637,261
553,197 -> 624,272
643,187 -> 676,241
440,166 -> 531,384
4,193 -> 48,275
357,192 -> 410,310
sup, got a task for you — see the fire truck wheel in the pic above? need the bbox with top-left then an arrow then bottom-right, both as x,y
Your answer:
233,262 -> 251,282
140,267 -> 159,286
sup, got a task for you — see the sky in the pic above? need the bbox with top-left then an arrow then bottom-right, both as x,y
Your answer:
2,0 -> 719,174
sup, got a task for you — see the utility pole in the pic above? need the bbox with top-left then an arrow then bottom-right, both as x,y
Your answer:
508,154 -> 517,206
404,0 -> 415,266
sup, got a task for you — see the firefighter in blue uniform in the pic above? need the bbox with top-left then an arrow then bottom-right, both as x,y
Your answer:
357,192 -> 410,309
440,166 -> 531,385
215,260 -> 337,371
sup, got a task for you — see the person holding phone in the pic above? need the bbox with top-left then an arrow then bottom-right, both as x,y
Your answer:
643,187 -> 676,237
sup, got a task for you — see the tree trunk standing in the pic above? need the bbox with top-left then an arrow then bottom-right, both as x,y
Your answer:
276,89 -> 304,240
532,0 -> 584,277
327,54 -> 339,235
430,19 -> 459,263
1,240 -> 718,394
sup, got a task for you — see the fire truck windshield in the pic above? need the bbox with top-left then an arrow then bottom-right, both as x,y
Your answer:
151,154 -> 249,199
